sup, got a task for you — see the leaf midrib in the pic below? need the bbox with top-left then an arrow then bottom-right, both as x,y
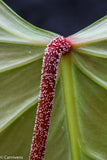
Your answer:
61,54 -> 80,160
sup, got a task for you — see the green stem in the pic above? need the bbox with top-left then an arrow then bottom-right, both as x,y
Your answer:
61,53 -> 80,160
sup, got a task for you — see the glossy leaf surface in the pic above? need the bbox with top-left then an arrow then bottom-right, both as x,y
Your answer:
0,1 -> 107,160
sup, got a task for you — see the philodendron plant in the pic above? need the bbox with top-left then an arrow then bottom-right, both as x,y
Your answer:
0,1 -> 107,160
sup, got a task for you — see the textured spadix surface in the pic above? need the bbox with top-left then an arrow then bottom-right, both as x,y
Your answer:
0,1 -> 107,160
30,36 -> 71,160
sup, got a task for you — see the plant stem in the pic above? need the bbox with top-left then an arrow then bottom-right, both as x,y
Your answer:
61,54 -> 80,160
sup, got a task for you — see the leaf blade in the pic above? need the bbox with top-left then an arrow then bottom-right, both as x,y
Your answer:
0,1 -> 107,160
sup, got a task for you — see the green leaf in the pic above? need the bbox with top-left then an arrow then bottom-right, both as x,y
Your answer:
0,0 -> 56,133
61,16 -> 107,160
0,1 -> 107,160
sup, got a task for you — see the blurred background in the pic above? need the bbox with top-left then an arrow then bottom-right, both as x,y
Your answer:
3,0 -> 107,37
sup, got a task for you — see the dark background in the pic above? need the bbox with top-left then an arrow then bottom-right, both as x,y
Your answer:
3,0 -> 107,37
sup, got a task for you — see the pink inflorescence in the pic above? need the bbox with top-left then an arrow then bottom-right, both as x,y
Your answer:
30,36 -> 71,160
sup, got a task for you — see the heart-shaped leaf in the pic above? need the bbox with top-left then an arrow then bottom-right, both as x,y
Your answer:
0,1 -> 107,160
